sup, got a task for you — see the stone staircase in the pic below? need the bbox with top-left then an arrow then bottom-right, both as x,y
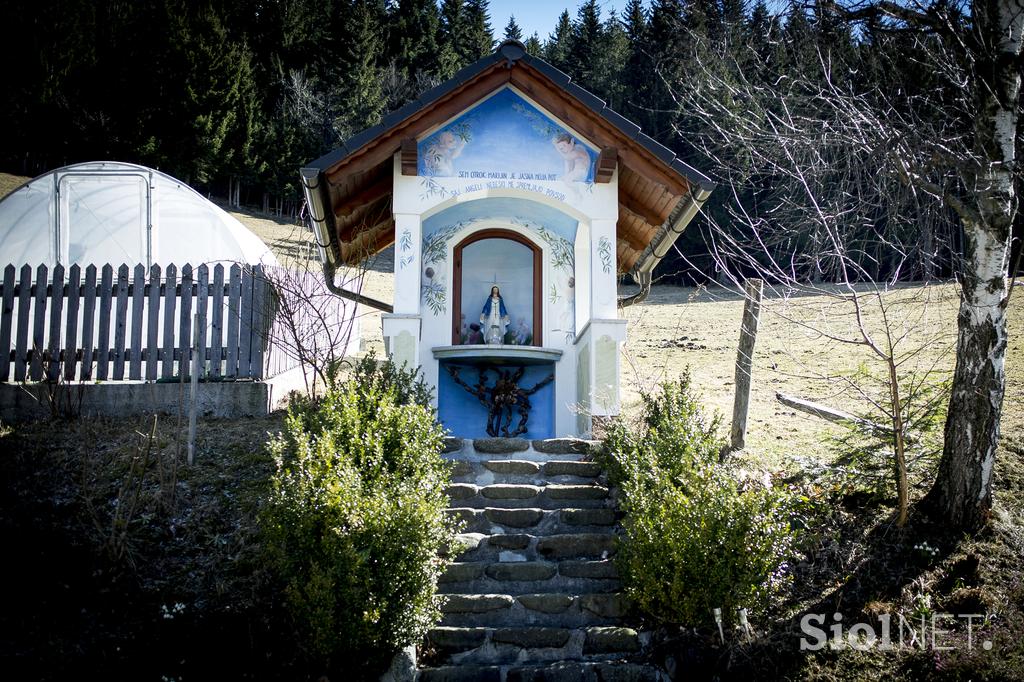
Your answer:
417,437 -> 663,682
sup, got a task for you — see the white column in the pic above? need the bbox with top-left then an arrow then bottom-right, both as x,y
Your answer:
585,217 -> 623,423
382,213 -> 423,373
392,213 -> 422,315
589,218 -> 617,319
587,319 -> 628,416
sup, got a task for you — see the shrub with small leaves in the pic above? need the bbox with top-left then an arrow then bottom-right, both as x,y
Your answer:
260,357 -> 459,676
598,373 -> 797,628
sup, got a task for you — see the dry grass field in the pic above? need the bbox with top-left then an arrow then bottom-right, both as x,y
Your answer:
620,282 -> 1023,462
0,172 -> 28,198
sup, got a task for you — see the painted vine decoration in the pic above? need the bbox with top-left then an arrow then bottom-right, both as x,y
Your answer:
598,236 -> 613,274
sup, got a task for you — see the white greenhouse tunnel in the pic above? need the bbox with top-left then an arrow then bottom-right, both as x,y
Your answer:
0,161 -> 278,272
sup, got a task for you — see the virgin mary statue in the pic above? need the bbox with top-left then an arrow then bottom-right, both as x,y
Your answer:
480,286 -> 510,345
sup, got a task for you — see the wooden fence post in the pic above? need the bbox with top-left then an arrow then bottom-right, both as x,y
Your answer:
46,264 -> 65,381
187,315 -> 200,466
195,264 -> 209,377
146,264 -> 161,380
130,263 -> 145,380
238,265 -> 253,378
81,265 -> 97,380
225,264 -> 241,379
112,264 -> 129,380
1,265 -> 15,382
30,264 -> 49,381
14,265 -> 32,381
161,264 -> 178,379
729,278 -> 764,453
210,264 -> 225,379
178,264 -> 194,379
250,265 -> 267,380
95,265 -> 113,380
64,265 -> 81,381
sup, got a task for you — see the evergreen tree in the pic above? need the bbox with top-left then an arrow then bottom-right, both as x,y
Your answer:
463,0 -> 494,60
685,0 -> 723,46
810,1 -> 858,85
525,32 -> 542,56
567,0 -> 604,92
151,3 -> 258,183
623,0 -> 648,43
645,0 -> 686,139
437,0 -> 470,78
544,10 -> 573,72
621,0 -> 652,126
389,0 -> 440,78
746,0 -> 784,73
781,5 -> 817,76
594,11 -> 629,109
335,0 -> 386,135
721,0 -> 747,49
503,15 -> 523,42
280,0 -> 337,78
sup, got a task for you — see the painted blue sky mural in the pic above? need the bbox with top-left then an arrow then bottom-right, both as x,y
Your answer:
418,88 -> 598,183
422,197 -> 578,243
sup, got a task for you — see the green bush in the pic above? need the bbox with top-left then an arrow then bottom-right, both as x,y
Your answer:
260,357 -> 459,675
599,374 -> 796,628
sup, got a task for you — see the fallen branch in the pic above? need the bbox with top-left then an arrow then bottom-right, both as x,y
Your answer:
775,391 -> 891,436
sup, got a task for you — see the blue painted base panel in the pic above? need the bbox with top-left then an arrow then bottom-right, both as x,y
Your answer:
437,360 -> 555,439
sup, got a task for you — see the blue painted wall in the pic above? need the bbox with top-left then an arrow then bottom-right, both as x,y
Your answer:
422,196 -> 578,243
438,361 -> 555,439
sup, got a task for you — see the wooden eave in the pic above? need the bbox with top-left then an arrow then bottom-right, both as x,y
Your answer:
302,41 -> 714,273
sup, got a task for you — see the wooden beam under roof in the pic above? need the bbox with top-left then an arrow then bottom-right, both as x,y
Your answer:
340,217 -> 394,264
400,138 -> 417,176
616,219 -> 649,251
619,190 -> 666,228
595,148 -> 617,183
334,175 -> 392,221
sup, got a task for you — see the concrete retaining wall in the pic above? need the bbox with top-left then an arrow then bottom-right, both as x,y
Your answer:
0,366 -> 308,422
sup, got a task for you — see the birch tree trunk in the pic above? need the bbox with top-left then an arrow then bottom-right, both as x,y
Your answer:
928,0 -> 1022,530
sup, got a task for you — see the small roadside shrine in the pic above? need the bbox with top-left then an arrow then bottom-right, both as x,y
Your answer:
300,40 -> 713,439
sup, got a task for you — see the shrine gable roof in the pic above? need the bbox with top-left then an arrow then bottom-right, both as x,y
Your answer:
300,40 -> 714,275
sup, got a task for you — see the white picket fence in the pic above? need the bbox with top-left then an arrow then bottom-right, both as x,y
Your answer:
0,262 -> 354,383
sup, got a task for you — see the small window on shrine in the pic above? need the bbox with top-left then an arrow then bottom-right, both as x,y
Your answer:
453,230 -> 542,346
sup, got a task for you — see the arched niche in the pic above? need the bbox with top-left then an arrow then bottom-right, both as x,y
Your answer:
451,228 -> 543,346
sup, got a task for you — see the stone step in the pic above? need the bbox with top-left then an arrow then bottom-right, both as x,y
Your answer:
447,458 -> 604,486
446,483 -> 611,510
451,531 -> 618,563
446,507 -> 620,535
439,560 -> 620,595
418,661 -> 663,682
423,626 -> 643,666
443,437 -> 602,462
438,592 -> 631,627
474,533 -> 619,563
